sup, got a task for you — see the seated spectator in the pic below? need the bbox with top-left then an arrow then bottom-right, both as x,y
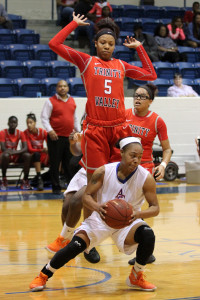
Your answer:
56,0 -> 77,27
154,24 -> 187,62
186,12 -> 200,48
0,116 -> 32,191
183,1 -> 200,26
195,135 -> 200,157
167,73 -> 199,97
133,24 -> 159,62
24,113 -> 49,191
73,0 -> 95,49
87,0 -> 112,23
167,16 -> 186,46
0,3 -> 13,29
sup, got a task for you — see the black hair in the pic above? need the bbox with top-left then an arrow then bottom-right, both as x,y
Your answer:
154,23 -> 169,37
8,116 -> 18,122
174,73 -> 182,79
192,12 -> 200,39
193,1 -> 200,9
95,17 -> 120,40
171,16 -> 183,34
27,113 -> 37,122
135,83 -> 157,100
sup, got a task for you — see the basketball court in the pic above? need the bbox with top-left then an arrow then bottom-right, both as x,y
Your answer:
1,179 -> 200,300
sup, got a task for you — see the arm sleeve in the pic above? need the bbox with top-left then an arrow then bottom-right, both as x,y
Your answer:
179,28 -> 186,40
40,99 -> 53,132
123,45 -> 157,81
157,117 -> 168,141
48,20 -> 91,73
167,25 -> 180,40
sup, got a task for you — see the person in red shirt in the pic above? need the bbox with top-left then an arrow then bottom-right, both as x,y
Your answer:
87,0 -> 112,23
183,1 -> 200,25
48,13 -> 157,185
0,116 -> 32,190
24,113 -> 48,191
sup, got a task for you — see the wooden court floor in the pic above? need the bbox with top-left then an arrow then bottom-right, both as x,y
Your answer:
1,179 -> 200,300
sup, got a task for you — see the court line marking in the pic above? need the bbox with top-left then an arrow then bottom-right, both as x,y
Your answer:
4,265 -> 112,295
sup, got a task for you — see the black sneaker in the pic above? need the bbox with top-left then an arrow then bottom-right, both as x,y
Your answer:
84,247 -> 100,263
37,176 -> 44,191
128,254 -> 156,265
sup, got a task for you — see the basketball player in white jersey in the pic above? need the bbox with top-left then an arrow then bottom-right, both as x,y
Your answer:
30,137 -> 160,292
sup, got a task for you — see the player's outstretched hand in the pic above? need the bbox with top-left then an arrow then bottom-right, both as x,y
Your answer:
123,36 -> 141,49
73,12 -> 90,26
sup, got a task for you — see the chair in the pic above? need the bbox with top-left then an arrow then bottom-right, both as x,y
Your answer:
113,45 -> 133,62
111,5 -> 124,18
194,62 -> 200,77
123,5 -> 144,18
0,60 -> 28,79
127,78 -> 148,89
118,31 -> 133,44
25,60 -> 52,79
47,61 -> 76,78
14,29 -> 40,45
30,44 -> 57,61
178,46 -> 197,63
149,78 -> 170,96
114,17 -> 139,32
153,62 -> 178,79
143,7 -> 165,19
67,77 -> 86,97
141,18 -> 160,34
193,78 -> 200,94
8,44 -> 34,61
0,44 -> 11,60
129,61 -> 142,67
7,14 -> 26,29
173,62 -> 196,79
160,19 -> 171,25
0,78 -> 18,97
15,78 -> 45,97
0,29 -> 17,44
163,7 -> 185,19
41,77 -> 63,96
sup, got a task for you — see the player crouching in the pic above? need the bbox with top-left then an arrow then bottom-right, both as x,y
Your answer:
29,137 -> 159,292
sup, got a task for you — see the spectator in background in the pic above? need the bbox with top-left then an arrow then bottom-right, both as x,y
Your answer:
40,80 -> 80,195
133,24 -> 159,62
167,16 -> 186,46
186,12 -> 200,47
195,136 -> 200,157
183,1 -> 200,26
56,0 -> 77,27
24,113 -> 49,191
0,3 -> 13,29
167,73 -> 199,97
0,116 -> 32,190
87,0 -> 112,23
154,24 -> 187,63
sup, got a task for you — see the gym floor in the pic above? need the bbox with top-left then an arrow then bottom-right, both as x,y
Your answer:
1,179 -> 200,300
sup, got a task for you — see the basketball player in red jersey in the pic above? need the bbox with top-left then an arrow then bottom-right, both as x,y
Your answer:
0,116 -> 32,190
48,12 -> 157,184
24,113 -> 48,191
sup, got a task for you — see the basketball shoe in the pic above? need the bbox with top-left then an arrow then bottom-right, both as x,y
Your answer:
1,177 -> 8,190
84,247 -> 100,263
126,266 -> 157,291
29,272 -> 48,292
21,179 -> 33,190
45,235 -> 70,253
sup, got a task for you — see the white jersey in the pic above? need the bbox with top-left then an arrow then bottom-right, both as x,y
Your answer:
97,162 -> 149,211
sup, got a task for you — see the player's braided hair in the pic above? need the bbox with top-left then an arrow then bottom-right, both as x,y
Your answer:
95,17 -> 120,40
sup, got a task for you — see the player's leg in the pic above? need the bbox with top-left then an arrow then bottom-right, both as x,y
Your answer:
46,188 -> 85,253
0,152 -> 10,190
29,232 -> 89,292
124,222 -> 156,291
32,152 -> 44,191
20,152 -> 32,190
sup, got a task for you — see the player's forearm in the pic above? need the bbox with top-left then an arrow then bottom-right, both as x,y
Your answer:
139,205 -> 160,219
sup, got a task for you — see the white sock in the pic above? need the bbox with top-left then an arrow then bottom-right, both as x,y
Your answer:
134,261 -> 145,273
46,262 -> 56,273
60,223 -> 74,240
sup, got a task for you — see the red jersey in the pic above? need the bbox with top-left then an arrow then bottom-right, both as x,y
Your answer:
49,21 -> 157,126
24,128 -> 47,153
125,108 -> 168,162
89,2 -> 113,21
0,129 -> 26,150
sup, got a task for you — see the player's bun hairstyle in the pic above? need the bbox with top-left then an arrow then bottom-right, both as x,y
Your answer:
27,113 -> 37,122
136,83 -> 158,100
95,17 -> 120,41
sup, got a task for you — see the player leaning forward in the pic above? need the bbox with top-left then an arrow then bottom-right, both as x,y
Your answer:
29,137 -> 160,292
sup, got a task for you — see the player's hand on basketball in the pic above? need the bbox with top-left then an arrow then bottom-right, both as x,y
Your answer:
48,130 -> 58,141
129,210 -> 140,223
123,36 -> 141,49
73,12 -> 90,26
98,203 -> 108,220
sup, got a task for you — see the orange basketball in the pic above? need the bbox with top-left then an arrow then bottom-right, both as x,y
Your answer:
104,199 -> 133,229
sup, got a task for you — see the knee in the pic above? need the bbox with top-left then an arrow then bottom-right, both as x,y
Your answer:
69,193 -> 83,211
134,225 -> 155,246
2,152 -> 10,160
22,152 -> 32,161
32,152 -> 41,163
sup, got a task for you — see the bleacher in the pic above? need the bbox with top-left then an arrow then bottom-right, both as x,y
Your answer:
0,5 -> 199,97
